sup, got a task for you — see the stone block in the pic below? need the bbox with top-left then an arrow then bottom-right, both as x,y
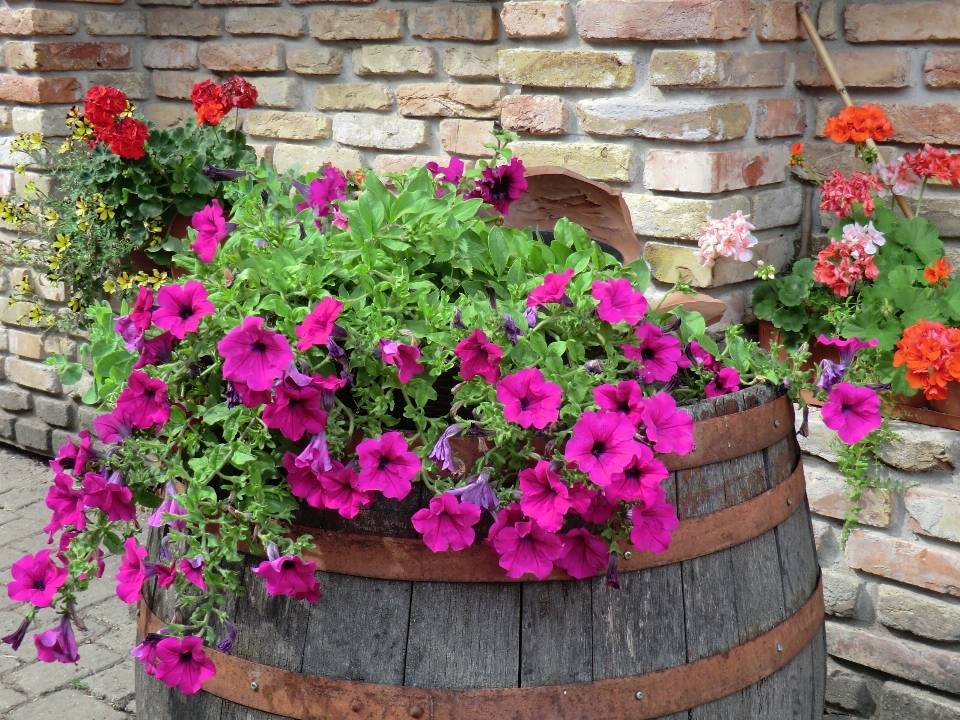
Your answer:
443,47 -> 498,80
756,0 -> 805,41
0,9 -> 79,36
142,39 -> 198,69
8,329 -> 43,360
575,0 -> 754,40
5,41 -> 131,72
643,237 -> 789,289
796,49 -> 910,88
332,114 -> 428,151
756,98 -> 806,138
649,50 -> 789,88
751,184 -> 804,230
439,119 -> 495,157
43,334 -> 77,359
396,83 -> 505,119
805,455 -> 891,527
89,72 -> 151,100
577,99 -> 750,141
881,419 -> 960,471
245,111 -> 330,141
510,140 -> 633,182
905,487 -> 960,543
643,146 -> 788,194
878,103 -> 960,147
498,49 -> 635,89
0,107 -> 10,132
0,76 -> 80,104
147,11 -> 222,37
0,386 -> 31,411
846,529 -> 960,598
878,584 -> 960,642
287,47 -> 343,76
198,42 -> 284,72
353,45 -> 437,76
409,6 -> 497,41
818,0 -> 838,38
878,681 -> 960,720
314,83 -> 392,111
85,11 -> 145,36
826,657 -> 877,716
274,144 -> 364,174
926,50 -> 960,88
501,96 -> 568,135
14,418 -> 50,453
142,102 -> 192,128
845,2 -> 960,42
35,396 -> 74,428
822,568 -> 863,617
501,2 -> 568,39
4,357 -> 61,393
250,78 -> 301,109
310,9 -> 402,41
11,107 -> 69,137
225,9 -> 305,37
623,193 -> 750,242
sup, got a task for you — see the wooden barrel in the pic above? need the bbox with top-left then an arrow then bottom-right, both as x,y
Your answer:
135,385 -> 825,720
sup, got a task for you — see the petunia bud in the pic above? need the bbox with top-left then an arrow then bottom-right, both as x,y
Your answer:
583,360 -> 604,374
217,620 -> 237,654
452,307 -> 466,330
798,406 -> 810,438
225,381 -> 242,408
202,165 -> 247,182
2,617 -> 30,651
605,553 -> 620,590
523,307 -> 538,328
502,314 -> 523,346
264,540 -> 280,562
485,285 -> 498,309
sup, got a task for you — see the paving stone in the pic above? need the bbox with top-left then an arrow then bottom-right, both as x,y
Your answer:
0,686 -> 28,713
0,517 -> 42,546
95,623 -> 137,654
84,660 -> 136,704
8,643 -> 123,695
8,689 -> 127,720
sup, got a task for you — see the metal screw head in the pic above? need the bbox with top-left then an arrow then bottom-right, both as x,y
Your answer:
351,701 -> 362,712
250,682 -> 259,691
635,691 -> 644,700
786,498 -> 793,506
774,419 -> 781,427
409,706 -> 423,718
623,551 -> 632,559
776,643 -> 783,653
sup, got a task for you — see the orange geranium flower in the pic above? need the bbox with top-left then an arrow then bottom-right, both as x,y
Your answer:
895,320 -> 960,399
924,257 -> 953,289
824,104 -> 895,144
789,143 -> 805,167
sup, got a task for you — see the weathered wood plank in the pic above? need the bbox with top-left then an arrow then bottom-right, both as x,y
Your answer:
520,580 -> 592,686
776,501 -> 820,614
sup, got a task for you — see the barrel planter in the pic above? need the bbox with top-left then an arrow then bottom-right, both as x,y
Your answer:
135,385 -> 825,720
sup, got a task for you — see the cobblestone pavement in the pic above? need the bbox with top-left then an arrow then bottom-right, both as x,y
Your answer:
0,444 -> 136,719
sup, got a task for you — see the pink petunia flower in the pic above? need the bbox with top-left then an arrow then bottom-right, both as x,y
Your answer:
295,297 -> 344,352
319,462 -> 373,519
154,636 -> 217,695
493,519 -> 563,580
154,563 -> 177,588
454,329 -> 503,384
605,445 -> 668,503
94,406 -> 135,444
467,156 -> 528,215
116,371 -> 170,429
579,490 -> 619,524
152,281 -> 215,340
555,528 -> 608,580
114,314 -> 143,352
34,616 -> 79,664
379,339 -> 424,384
50,430 -> 98,477
293,167 -> 347,222
629,486 -> 679,554
356,431 -> 421,500
426,157 -> 465,197
518,461 -> 571,533
116,537 -> 149,604
704,367 -> 741,398
295,431 -> 333,475
190,199 -> 235,263
283,451 -> 327,509
623,323 -> 683,383
591,278 -> 648,325
131,630 -> 169,676
593,380 -> 645,425
411,493 -> 481,553
679,340 -> 720,372
252,542 -> 321,602
130,286 -> 154,332
527,268 -> 575,308
7,550 -> 67,608
218,316 -> 294,392
179,557 -> 206,591
226,379 -> 272,409
484,503 -> 525,548
44,472 -> 87,538
640,393 -> 694,455
496,368 -> 563,430
262,377 -> 328,442
82,470 -> 136,522
822,383 -> 882,444
564,410 -> 644,487
132,331 -> 176,370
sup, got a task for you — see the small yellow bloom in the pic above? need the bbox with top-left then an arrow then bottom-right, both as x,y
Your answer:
15,276 -> 31,294
75,198 -> 88,217
92,193 -> 103,203
68,296 -> 83,312
43,209 -> 58,227
6,297 -> 16,308
28,306 -> 43,323
96,202 -> 115,221
23,181 -> 36,194
58,139 -> 73,155
117,272 -> 135,290
102,279 -> 117,294
143,269 -> 167,290
14,165 -> 25,175
77,219 -> 91,232
53,233 -> 71,251
48,256 -> 61,271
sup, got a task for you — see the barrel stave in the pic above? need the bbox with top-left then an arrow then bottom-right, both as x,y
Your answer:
520,580 -> 593,686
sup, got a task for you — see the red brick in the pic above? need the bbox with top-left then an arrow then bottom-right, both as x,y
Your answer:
0,76 -> 80,104
755,0 -> 806,41
5,41 -> 130,71
755,98 -> 805,138
846,2 -> 960,42
575,0 -> 753,41
0,9 -> 78,36
198,42 -> 284,72
925,50 -> 960,88
643,146 -> 788,194
795,49 -> 910,88
879,103 -> 960,147
501,95 -> 568,135
142,39 -> 198,69
409,6 -> 497,41
845,530 -> 960,597
310,8 -> 402,41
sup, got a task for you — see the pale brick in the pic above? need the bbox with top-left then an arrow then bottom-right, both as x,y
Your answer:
14,418 -> 50,453
925,50 -> 960,88
353,46 -> 437,77
804,455 -> 891,527
310,9 -> 402,41
85,11 -> 145,36
250,77 -> 301,109
0,106 -> 10,132
756,0 -> 805,41
147,11 -> 222,38
796,49 -> 910,88
510,140 -> 633,182
8,330 -> 43,360
649,50 -> 789,88
333,114 -> 428,151
42,334 -> 77,359
5,41 -> 131,71
90,71 -> 151,100
826,658 -> 877,716
575,0 -> 754,40
287,47 -> 343,76
498,49 -> 635,89
202,0 -> 280,6
225,9 -> 305,37
0,76 -> 80,104
397,83 -> 504,119
35,396 -> 73,428
818,0 -> 839,38
140,0 -> 193,6
245,110 -> 330,141
501,96 -> 568,135
905,487 -> 960,543
751,184 -> 803,230
11,107 -> 69,136
409,6 -> 497,41
439,119 -> 495,157
501,2 -> 568,39
577,100 -> 750,141
623,193 -> 750,242
142,39 -> 197,69
846,529 -> 960,597
878,585 -> 960,642
199,42 -> 284,72
314,83 -> 392,111
756,98 -> 806,138
822,568 -> 863,618
878,681 -> 960,720
879,103 -> 960,147
0,168 -> 12,195
643,237 -> 789,288
845,2 -> 960,42
4,357 -> 61,393
798,140 -> 892,179
274,144 -> 364,174
0,386 -> 30,411
290,0 -> 374,4
644,146 -> 788,194
373,154 -> 452,179
443,47 -> 498,80
0,9 -> 79,36
142,102 -> 192,128
153,71 -> 215,100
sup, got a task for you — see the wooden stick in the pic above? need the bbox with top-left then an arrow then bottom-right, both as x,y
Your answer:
796,4 -> 915,220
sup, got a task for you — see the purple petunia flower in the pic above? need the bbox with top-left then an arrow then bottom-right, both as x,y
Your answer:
94,406 -> 136,444
148,482 -> 187,532
154,636 -> 217,695
605,445 -> 668,503
594,380 -> 645,426
252,541 -> 321,602
262,376 -> 328,442
493,518 -> 563,580
7,550 -> 67,608
116,372 -> 170,430
295,297 -> 344,352
640,393 -> 694,456
518,461 -> 571,533
2,617 -> 31,651
705,367 -> 741,398
629,485 -> 679,554
82,470 -> 136,522
564,410 -> 645,487
817,335 -> 879,366
217,620 -> 238,655
555,528 -> 608,580
179,556 -> 206,591
527,269 -> 575,308
296,431 -> 333,475
428,423 -> 461,473
426,157 -> 465,197
450,471 -> 499,512
115,537 -> 148,605
293,167 -> 347,223
132,331 -> 177,371
817,359 -> 847,393
454,329 -> 502,384
34,615 -> 79,664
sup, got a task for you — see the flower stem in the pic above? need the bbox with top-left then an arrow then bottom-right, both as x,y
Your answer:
915,178 -> 928,217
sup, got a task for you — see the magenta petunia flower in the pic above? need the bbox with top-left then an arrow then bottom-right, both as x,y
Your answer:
629,486 -> 679,554
605,445 -> 668,503
640,393 -> 694,455
262,378 -> 328,442
591,278 -> 648,325
114,314 -> 142,352
454,329 -> 503,384
293,166 -> 347,222
485,503 -> 525,548
50,430 -> 97,478
518,461 -> 571,533
411,493 -> 481,553
154,636 -> 217,695
154,563 -> 176,588
7,550 -> 67,608
555,528 -> 608,580
148,482 -> 187,532
179,557 -> 206,591
623,323 -> 683,384
94,406 -> 135,444
130,285 -> 154,332
132,331 -> 177,371
817,335 -> 879,366
356,431 -> 421,500
493,519 -> 563,580
426,157 -> 465,197
190,199 -> 235,263
34,616 -> 79,664
152,281 -> 215,340
227,379 -> 272,409
295,297 -> 344,352
132,630 -> 169,676
679,340 -> 719,372
116,537 -> 149,604
593,380 -> 645,425
496,368 -> 563,430
467,156 -> 528,215
116,371 -> 170,429
319,462 -> 373,519
218,316 -> 294,392
82,470 -> 136,522
295,431 -> 333,475
252,542 -> 321,602
705,367 -> 741,399
564,410 -> 644,487
822,383 -> 882,444
527,268 -> 575,308
283,451 -> 327,509
44,472 -> 87,538
379,339 -> 424,385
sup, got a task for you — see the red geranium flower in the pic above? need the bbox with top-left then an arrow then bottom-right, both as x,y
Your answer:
100,117 -> 149,160
84,86 -> 127,131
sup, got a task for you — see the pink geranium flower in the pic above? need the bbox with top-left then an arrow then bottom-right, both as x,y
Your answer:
94,406 -> 135,444
454,329 -> 503,384
623,323 -> 683,383
116,371 -> 170,429
640,393 -> 694,455
564,410 -> 644,487
191,199 -> 235,263
262,377 -> 328,442
7,550 -> 67,608
591,278 -> 647,325
555,528 -> 608,580
822,383 -> 882,444
629,486 -> 679,554
319,462 -> 373,519
44,472 -> 86,537
179,557 -> 206,591
218,316 -> 294,392
116,537 -> 149,604
605,445 -> 668,503
152,281 -> 215,340
252,542 -> 321,602
379,339 -> 424,384
82,471 -> 136,522
154,636 -> 217,695
283,452 -> 327,509
493,519 -> 563,580
496,368 -> 562,430
412,493 -> 481,552
593,380 -> 645,425
295,297 -> 344,352
130,286 -> 154,332
356,431 -> 421,500
34,616 -> 79,664
518,461 -> 571,532
527,268 -> 575,307
132,331 -> 176,370
704,367 -> 740,398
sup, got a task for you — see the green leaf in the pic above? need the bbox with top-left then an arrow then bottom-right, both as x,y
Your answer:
102,532 -> 124,555
58,363 -> 84,386
895,217 -> 943,265
626,258 -> 651,293
752,283 -> 779,321
487,227 -> 510,276
771,305 -> 808,333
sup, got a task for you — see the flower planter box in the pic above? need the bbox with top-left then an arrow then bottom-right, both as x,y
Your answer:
135,385 -> 825,720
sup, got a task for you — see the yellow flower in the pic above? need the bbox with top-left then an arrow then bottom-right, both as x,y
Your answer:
117,272 -> 135,290
96,202 -> 115,221
53,233 -> 71,251
15,275 -> 31,294
102,279 -> 117,294
6,297 -> 16,308
143,269 -> 167,290
14,165 -> 25,175
23,181 -> 36,194
66,106 -> 82,125
43,209 -> 58,227
119,101 -> 136,119
92,193 -> 103,203
77,219 -> 91,232
28,305 -> 43,323
68,296 -> 83,312
48,256 -> 61,271
58,139 -> 73,155
75,198 -> 88,217
135,271 -> 148,284
71,119 -> 94,142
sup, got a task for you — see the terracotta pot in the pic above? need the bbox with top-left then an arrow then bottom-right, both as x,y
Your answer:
128,214 -> 192,278
756,320 -> 840,372
929,382 -> 960,416
886,391 -> 929,410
